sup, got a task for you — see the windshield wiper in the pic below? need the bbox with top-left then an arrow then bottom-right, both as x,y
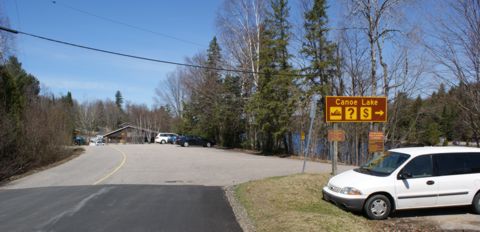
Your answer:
356,167 -> 371,174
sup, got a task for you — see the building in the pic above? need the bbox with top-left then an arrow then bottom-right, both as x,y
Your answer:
103,125 -> 157,144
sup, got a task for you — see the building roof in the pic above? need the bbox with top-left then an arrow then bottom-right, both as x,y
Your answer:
389,146 -> 480,156
103,125 -> 158,137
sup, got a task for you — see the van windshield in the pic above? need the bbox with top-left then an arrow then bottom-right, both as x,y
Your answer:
355,152 -> 410,176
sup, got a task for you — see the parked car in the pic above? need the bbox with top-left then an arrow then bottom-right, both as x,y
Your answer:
322,146 -> 480,220
73,136 -> 86,145
167,135 -> 178,144
177,135 -> 215,147
89,136 -> 105,146
155,133 -> 178,144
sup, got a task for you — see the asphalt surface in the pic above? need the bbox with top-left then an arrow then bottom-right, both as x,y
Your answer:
3,144 -> 350,189
0,144 -> 348,231
0,185 -> 241,232
2,144 -> 475,231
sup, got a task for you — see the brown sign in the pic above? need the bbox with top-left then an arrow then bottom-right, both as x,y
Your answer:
325,96 -> 387,122
368,131 -> 384,152
369,132 -> 384,141
328,130 -> 345,142
368,141 -> 384,153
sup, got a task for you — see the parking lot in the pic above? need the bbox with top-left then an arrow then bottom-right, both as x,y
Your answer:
2,144 -> 479,231
4,144 -> 351,189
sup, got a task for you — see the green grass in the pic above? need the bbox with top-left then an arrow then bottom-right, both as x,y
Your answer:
235,173 -> 374,232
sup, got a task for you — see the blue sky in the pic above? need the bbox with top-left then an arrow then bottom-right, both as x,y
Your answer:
3,0 -> 221,106
3,0 -> 440,106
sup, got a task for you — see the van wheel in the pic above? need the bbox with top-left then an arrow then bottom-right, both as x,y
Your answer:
183,142 -> 189,147
161,140 -> 166,144
206,142 -> 211,147
364,194 -> 391,220
473,192 -> 480,214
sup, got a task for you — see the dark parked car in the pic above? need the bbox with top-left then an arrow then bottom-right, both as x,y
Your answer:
167,135 -> 178,144
73,136 -> 86,145
177,136 -> 215,147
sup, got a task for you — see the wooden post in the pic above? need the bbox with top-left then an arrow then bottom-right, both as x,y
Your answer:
332,123 -> 338,175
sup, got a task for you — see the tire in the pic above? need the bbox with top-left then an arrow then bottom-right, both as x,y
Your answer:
473,192 -> 480,214
161,140 -> 166,144
183,142 -> 189,147
206,142 -> 211,148
364,194 -> 391,220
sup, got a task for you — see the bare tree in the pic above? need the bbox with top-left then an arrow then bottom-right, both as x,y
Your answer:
0,3 -> 14,62
154,68 -> 186,118
346,0 -> 405,96
103,99 -> 122,130
216,0 -> 265,95
76,101 -> 99,138
427,0 -> 480,146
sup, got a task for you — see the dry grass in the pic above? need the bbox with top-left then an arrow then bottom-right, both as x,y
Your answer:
235,173 -> 373,232
235,173 -> 441,232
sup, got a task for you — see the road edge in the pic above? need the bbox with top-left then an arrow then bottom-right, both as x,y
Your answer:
0,147 -> 85,187
224,185 -> 256,232
92,145 -> 127,185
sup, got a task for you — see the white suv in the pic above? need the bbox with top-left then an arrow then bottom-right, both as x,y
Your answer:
155,133 -> 177,144
323,146 -> 480,220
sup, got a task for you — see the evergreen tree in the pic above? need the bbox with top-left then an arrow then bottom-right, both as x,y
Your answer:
0,57 -> 40,125
115,90 -> 123,111
114,90 -> 125,127
249,0 -> 295,154
218,74 -> 244,147
406,95 -> 422,143
60,91 -> 76,138
300,0 -> 336,96
180,37 -> 224,141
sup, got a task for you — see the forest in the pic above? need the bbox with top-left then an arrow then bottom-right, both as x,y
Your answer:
1,0 -> 479,181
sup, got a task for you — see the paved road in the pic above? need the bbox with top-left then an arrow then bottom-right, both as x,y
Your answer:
3,144 -> 475,231
3,144 -> 349,188
0,185 -> 241,232
0,144 -> 348,231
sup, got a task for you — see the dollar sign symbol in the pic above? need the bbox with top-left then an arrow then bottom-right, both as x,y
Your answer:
363,108 -> 369,118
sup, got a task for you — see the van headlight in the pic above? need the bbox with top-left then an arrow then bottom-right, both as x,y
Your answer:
340,187 -> 362,195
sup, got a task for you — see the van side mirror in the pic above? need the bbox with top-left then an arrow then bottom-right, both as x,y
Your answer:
398,172 -> 412,180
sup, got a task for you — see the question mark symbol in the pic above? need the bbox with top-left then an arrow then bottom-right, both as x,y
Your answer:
348,108 -> 354,119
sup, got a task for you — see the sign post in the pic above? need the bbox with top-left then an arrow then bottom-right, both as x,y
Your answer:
302,95 -> 319,173
332,123 -> 338,175
327,126 -> 345,175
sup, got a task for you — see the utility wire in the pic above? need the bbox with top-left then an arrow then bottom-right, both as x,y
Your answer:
0,25 -> 312,77
50,0 -> 206,48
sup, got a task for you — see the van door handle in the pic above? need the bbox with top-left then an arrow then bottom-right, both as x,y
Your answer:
426,180 -> 435,185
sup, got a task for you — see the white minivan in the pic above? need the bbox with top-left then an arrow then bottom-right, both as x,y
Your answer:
322,147 -> 480,220
155,133 -> 177,144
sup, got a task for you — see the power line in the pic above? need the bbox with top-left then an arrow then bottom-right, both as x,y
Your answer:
50,0 -> 206,48
0,25 -> 312,77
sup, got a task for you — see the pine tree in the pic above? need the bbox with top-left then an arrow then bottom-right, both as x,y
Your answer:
300,0 -> 336,96
1,57 -> 40,125
180,37 -> 224,141
249,0 -> 295,154
218,74 -> 244,147
115,90 -> 123,111
114,90 -> 125,127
